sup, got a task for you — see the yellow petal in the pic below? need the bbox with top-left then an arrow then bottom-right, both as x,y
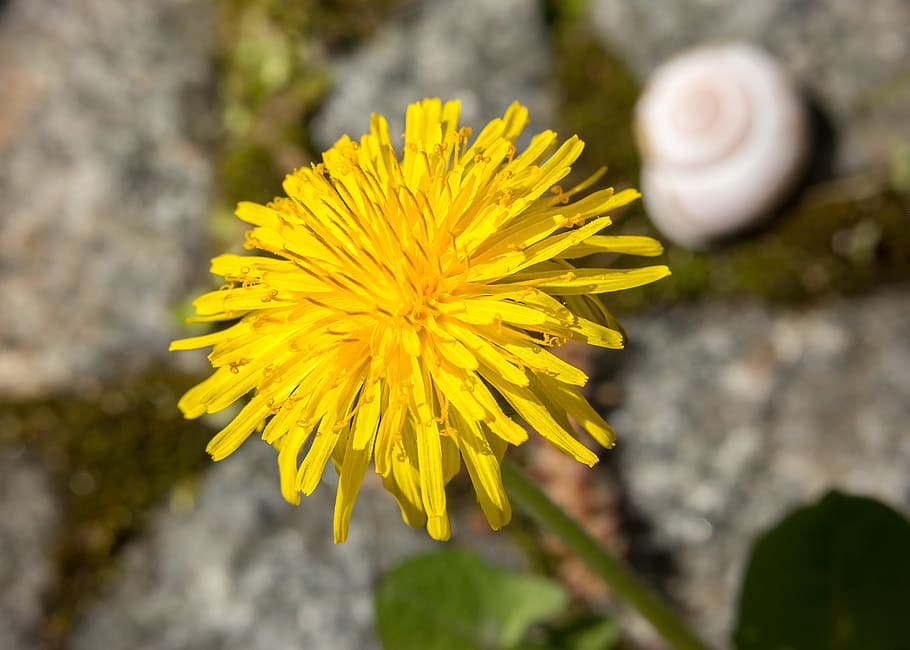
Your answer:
296,373 -> 363,495
333,441 -> 373,543
205,393 -> 269,461
485,373 -> 598,466
439,298 -> 547,327
494,338 -> 589,386
509,265 -> 671,295
509,216 -> 614,274
531,373 -> 616,449
568,316 -> 625,349
351,380 -> 382,450
452,412 -> 509,525
277,425 -> 309,504
382,438 -> 428,529
408,357 -> 447,521
443,321 -> 530,388
235,201 -> 280,226
559,235 -> 665,259
296,423 -> 340,496
425,317 -> 480,371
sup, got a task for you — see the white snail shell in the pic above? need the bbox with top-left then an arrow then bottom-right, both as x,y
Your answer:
635,42 -> 810,248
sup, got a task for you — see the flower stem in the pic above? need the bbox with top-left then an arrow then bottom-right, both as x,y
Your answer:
501,458 -> 713,650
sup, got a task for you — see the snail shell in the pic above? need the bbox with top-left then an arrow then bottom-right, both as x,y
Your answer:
635,42 -> 810,248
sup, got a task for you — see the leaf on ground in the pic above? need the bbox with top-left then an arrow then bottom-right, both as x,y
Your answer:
376,549 -> 569,650
735,490 -> 910,650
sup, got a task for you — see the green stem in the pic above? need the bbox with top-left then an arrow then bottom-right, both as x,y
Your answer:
501,458 -> 713,650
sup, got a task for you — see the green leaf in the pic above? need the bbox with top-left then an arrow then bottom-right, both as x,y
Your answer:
735,491 -> 910,650
376,550 -> 569,650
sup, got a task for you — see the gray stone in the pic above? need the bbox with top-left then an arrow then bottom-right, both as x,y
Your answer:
310,0 -> 554,153
0,447 -> 61,650
589,0 -> 910,174
606,289 -> 910,646
0,0 -> 216,397
70,441 -> 439,650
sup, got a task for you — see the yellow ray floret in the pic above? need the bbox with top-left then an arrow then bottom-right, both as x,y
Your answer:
171,98 -> 669,542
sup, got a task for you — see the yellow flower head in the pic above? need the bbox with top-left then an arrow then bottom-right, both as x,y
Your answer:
172,99 -> 669,542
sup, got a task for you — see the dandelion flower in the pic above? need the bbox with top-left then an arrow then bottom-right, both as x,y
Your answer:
172,99 -> 669,542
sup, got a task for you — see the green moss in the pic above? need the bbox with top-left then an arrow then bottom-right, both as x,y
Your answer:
212,0 -> 413,242
550,17 -> 641,189
605,173 -> 910,309
0,368 -> 211,648
550,10 -> 910,308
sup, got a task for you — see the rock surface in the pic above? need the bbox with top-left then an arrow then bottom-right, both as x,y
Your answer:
69,441 -> 436,650
0,0 -> 216,397
0,448 -> 61,650
588,0 -> 910,174
604,288 -> 910,646
310,0 -> 554,152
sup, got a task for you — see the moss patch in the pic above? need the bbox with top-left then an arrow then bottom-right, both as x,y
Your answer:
549,8 -> 910,308
607,185 -> 910,309
213,0 -> 413,246
0,368 -> 211,648
550,17 -> 641,191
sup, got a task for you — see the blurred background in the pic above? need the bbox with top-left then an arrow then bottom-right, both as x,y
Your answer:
1,0 -> 908,648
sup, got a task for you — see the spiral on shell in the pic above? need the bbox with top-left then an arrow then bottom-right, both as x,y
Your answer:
635,42 -> 810,248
